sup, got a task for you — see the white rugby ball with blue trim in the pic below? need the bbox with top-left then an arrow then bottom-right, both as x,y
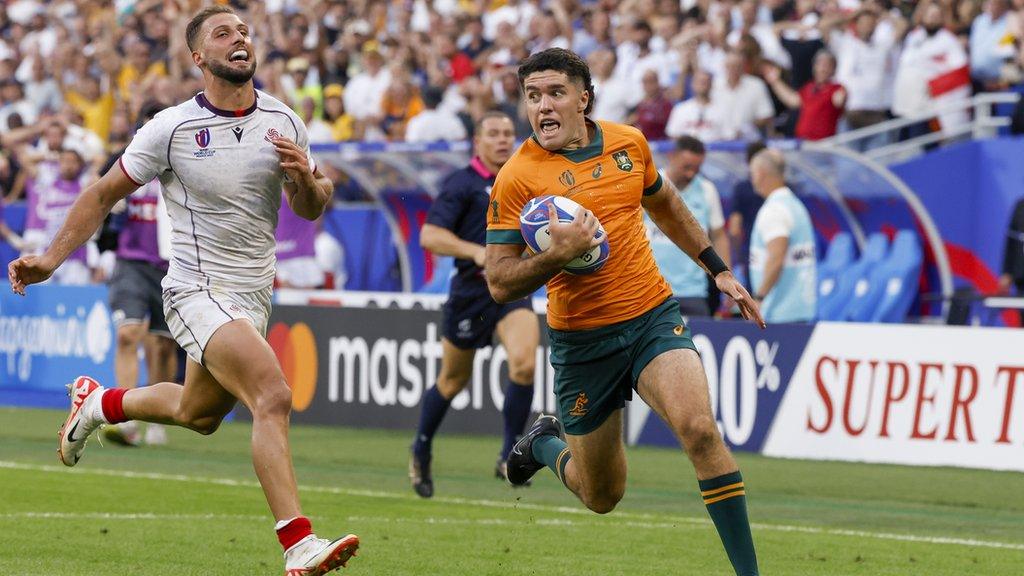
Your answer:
519,195 -> 610,275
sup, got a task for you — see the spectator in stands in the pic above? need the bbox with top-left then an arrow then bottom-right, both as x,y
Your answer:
728,0 -> 792,70
572,8 -> 613,58
343,43 -> 391,131
1001,196 -> 1024,324
23,57 -> 62,117
710,50 -> 774,140
322,84 -> 356,142
406,86 -> 468,143
21,148 -> 97,285
617,20 -> 673,106
629,69 -> 674,141
666,69 -> 724,142
61,74 -> 115,143
749,149 -> 817,323
776,0 -> 828,91
0,79 -> 36,133
299,96 -> 334,145
825,6 -> 906,150
588,48 -> 631,123
894,3 -> 971,138
763,50 -> 846,140
379,68 -> 425,141
285,57 -> 324,121
971,0 -> 1012,89
644,136 -> 729,316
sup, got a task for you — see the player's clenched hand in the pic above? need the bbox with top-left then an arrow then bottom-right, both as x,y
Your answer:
271,137 -> 315,189
546,204 -> 602,265
8,255 -> 56,296
715,271 -> 767,329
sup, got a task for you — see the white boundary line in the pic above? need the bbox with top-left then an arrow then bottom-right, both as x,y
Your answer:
1,460 -> 1021,551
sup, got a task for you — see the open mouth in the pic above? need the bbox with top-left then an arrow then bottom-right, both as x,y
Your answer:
539,119 -> 560,137
229,49 -> 249,63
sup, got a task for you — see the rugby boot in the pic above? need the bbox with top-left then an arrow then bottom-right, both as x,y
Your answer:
284,534 -> 359,575
505,414 -> 562,486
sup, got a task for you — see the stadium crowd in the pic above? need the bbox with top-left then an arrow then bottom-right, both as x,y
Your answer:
1,0 -> 1024,284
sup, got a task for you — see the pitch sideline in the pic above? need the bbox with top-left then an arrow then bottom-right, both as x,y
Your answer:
1,460 -> 1021,552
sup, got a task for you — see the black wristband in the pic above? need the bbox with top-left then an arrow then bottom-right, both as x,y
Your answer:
698,246 -> 729,277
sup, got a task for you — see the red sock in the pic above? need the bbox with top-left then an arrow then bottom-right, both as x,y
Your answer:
276,516 -> 313,551
100,388 -> 128,424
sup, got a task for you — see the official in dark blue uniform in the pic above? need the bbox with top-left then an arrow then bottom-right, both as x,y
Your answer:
409,111 -> 540,498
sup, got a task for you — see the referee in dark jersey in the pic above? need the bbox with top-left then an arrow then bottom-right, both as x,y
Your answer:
409,111 -> 540,498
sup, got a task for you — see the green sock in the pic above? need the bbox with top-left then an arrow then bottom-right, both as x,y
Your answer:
698,471 -> 759,576
531,435 -> 572,486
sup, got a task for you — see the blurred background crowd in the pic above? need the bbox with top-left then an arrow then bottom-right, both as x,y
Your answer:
2,0 -> 1024,287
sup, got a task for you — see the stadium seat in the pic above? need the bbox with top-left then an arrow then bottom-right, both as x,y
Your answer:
815,232 -> 855,320
869,230 -> 923,323
419,256 -> 454,294
817,233 -> 889,321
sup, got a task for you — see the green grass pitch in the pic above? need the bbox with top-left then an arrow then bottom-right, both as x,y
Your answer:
0,406 -> 1022,575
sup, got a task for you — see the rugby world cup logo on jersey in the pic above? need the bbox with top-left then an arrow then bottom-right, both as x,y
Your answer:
558,170 -> 575,187
193,128 -> 216,158
268,322 -> 318,412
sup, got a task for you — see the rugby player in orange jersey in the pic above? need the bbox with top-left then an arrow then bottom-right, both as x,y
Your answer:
485,48 -> 764,576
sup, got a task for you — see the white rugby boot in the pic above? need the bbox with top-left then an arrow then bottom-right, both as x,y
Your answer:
57,376 -> 107,466
284,534 -> 360,575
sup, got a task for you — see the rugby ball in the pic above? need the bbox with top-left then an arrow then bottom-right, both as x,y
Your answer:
519,195 -> 610,275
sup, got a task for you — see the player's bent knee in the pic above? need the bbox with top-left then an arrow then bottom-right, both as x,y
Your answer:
677,416 -> 722,457
177,411 -> 224,435
250,382 -> 293,420
508,363 -> 535,385
116,326 -> 144,349
582,487 -> 624,514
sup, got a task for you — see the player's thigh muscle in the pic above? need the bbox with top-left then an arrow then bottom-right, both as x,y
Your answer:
636,348 -> 715,440
436,338 -> 476,397
495,308 -> 539,375
177,357 -> 237,424
200,319 -> 288,412
565,408 -> 627,491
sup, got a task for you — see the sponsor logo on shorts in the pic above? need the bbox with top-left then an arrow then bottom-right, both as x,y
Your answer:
568,392 -> 589,417
674,325 -> 684,336
267,322 -> 318,412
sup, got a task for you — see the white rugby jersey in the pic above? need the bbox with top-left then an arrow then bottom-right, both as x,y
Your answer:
118,90 -> 314,291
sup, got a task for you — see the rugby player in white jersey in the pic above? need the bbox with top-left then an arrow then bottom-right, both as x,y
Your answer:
8,6 -> 358,575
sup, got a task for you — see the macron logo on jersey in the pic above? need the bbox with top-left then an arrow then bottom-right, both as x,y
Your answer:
193,128 -> 215,158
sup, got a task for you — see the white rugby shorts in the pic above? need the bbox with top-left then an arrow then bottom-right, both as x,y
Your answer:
162,278 -> 272,364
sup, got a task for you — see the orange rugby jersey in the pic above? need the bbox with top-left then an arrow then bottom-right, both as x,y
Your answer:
486,120 -> 673,331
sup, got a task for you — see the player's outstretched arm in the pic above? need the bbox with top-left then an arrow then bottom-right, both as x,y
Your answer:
643,178 -> 765,328
276,137 -> 332,220
485,205 -> 601,303
8,164 -> 139,295
421,223 -> 486,267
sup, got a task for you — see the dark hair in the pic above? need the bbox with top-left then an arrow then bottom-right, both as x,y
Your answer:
745,140 -> 768,163
137,100 -> 167,130
421,86 -> 444,109
517,48 -> 595,116
186,5 -> 235,52
474,109 -> 513,133
675,135 -> 706,155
